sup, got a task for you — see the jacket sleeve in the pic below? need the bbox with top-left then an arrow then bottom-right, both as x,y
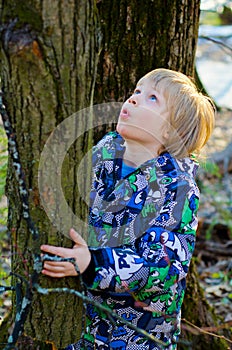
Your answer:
82,176 -> 199,294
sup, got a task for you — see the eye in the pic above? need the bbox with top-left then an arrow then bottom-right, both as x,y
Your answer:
150,94 -> 157,101
134,89 -> 141,95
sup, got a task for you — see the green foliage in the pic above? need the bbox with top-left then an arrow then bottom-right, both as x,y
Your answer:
200,11 -> 222,26
200,160 -> 221,178
200,5 -> 232,26
0,123 -> 9,291
198,158 -> 232,239
0,123 -> 8,228
204,196 -> 232,239
0,207 -> 7,226
0,124 -> 7,198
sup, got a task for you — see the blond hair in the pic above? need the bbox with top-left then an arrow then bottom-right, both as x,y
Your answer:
138,68 -> 215,159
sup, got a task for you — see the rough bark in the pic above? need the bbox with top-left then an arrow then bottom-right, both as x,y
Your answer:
95,0 -> 200,99
0,0 -> 99,348
92,0 -> 201,142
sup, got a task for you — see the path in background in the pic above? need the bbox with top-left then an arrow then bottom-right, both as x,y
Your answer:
196,24 -> 232,110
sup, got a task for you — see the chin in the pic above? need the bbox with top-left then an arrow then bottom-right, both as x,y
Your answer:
116,123 -> 130,139
116,123 -> 134,139
116,123 -> 124,136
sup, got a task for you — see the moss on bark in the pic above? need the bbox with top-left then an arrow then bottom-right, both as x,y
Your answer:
0,0 -> 99,348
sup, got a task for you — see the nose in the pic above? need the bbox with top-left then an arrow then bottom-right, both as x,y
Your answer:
128,96 -> 138,105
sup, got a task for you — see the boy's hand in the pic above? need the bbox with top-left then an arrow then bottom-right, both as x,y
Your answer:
40,228 -> 91,278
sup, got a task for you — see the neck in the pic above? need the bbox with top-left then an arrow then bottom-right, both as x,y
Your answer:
123,140 -> 159,167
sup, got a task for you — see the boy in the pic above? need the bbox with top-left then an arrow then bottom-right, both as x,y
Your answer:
41,68 -> 215,349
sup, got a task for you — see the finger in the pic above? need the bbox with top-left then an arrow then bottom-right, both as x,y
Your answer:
40,244 -> 72,258
43,263 -> 75,275
41,269 -> 66,278
43,261 -> 67,269
43,261 -> 76,273
42,262 -> 64,273
69,228 -> 87,246
42,262 -> 77,277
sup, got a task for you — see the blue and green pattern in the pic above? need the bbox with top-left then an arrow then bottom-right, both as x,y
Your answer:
67,132 -> 199,350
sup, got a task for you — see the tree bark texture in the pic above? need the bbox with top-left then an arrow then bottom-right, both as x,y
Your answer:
0,0 -> 100,348
95,0 -> 200,104
92,0 -> 201,142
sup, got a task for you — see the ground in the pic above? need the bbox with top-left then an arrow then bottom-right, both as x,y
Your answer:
196,107 -> 232,325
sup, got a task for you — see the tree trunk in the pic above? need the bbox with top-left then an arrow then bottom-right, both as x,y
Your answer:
95,0 -> 200,99
93,0 -> 201,142
0,1 -> 100,348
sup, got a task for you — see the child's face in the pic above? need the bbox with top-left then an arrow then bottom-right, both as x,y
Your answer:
116,78 -> 170,153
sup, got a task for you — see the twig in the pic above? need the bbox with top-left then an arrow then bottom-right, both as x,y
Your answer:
182,318 -> 232,345
199,35 -> 232,55
0,91 -> 40,350
34,284 -> 168,348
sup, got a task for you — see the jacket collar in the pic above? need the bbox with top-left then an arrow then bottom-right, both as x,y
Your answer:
109,131 -> 199,180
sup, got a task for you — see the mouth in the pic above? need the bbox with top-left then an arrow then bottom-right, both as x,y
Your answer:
119,108 -> 129,119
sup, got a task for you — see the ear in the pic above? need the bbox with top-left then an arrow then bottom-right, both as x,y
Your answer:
162,126 -> 169,140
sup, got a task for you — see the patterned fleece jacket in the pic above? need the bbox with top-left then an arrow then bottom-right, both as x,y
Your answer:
66,131 -> 200,350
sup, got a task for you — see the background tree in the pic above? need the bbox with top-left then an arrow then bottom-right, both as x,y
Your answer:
0,0 -> 229,349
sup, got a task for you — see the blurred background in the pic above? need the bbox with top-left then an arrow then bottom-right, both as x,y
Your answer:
197,0 -> 232,109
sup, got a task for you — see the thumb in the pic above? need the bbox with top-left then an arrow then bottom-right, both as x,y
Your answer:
69,228 -> 87,246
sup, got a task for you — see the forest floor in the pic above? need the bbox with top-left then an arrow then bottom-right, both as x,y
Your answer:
196,107 -> 232,326
0,108 -> 232,334
195,20 -> 232,332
